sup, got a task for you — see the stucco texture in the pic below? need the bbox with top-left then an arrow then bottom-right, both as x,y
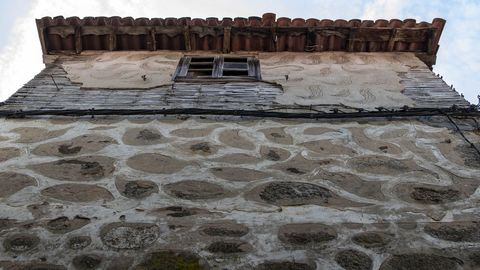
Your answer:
0,116 -> 479,269
62,52 -> 422,109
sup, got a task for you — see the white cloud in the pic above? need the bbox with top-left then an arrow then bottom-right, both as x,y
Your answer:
362,0 -> 406,19
0,5 -> 43,102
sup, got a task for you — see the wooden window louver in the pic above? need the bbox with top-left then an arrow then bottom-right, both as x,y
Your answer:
173,56 -> 261,81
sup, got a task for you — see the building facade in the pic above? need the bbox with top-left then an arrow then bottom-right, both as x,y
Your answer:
0,13 -> 479,270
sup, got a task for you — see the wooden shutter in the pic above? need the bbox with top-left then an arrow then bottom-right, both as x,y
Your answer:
173,55 -> 261,80
247,57 -> 261,80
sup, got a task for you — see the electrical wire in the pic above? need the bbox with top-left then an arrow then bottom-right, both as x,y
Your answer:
443,113 -> 480,157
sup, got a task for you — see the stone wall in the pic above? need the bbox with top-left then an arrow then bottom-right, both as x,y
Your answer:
0,116 -> 479,269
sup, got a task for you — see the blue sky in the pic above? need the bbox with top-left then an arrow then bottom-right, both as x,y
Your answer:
0,0 -> 31,45
0,0 -> 478,104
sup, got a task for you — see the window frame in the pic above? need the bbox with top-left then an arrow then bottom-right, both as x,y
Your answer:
173,55 -> 261,81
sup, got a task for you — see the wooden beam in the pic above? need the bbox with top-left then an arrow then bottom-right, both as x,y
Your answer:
184,26 -> 192,51
223,27 -> 231,53
271,26 -> 277,52
426,28 -> 434,54
108,27 -> 117,51
35,19 -> 48,55
430,18 -> 446,55
74,26 -> 82,54
47,26 -> 75,37
148,28 -> 156,51
387,29 -> 397,51
347,29 -> 356,52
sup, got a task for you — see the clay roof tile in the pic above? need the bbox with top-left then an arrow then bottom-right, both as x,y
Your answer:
233,17 -> 248,27
262,13 -> 276,26
319,19 -> 334,27
221,17 -> 233,26
291,18 -> 306,27
277,17 -> 291,27
373,19 -> 389,27
35,13 -> 446,67
305,18 -> 319,27
348,19 -> 362,27
248,16 -> 262,26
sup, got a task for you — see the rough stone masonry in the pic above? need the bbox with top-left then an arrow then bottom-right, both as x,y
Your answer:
0,115 -> 479,269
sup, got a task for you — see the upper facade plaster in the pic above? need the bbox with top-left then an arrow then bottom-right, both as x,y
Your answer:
61,51 -> 424,109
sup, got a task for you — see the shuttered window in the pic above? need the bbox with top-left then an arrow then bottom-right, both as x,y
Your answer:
173,56 -> 261,81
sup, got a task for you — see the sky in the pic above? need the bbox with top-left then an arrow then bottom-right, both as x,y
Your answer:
0,0 -> 478,104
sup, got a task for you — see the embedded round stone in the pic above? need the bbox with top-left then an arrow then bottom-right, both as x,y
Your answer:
218,129 -> 255,150
255,261 -> 315,270
126,153 -> 190,174
72,254 -> 102,270
260,146 -> 291,162
29,155 -> 115,181
269,154 -> 333,175
116,179 -> 158,199
379,254 -> 462,270
260,127 -> 293,144
32,134 -> 116,156
199,221 -> 249,237
136,250 -> 206,270
278,223 -> 337,246
468,251 -> 480,268
13,127 -> 69,143
352,232 -> 393,248
424,222 -> 480,242
317,169 -> 385,201
17,262 -> 67,270
348,156 -> 418,175
303,127 -> 340,135
100,222 -> 160,249
3,233 -> 40,252
0,172 -> 36,198
301,140 -> 356,156
41,184 -> 113,202
410,187 -> 460,204
257,181 -> 332,206
170,125 -> 221,138
163,180 -> 232,200
106,256 -> 134,270
206,240 -> 252,254
45,216 -> 90,233
210,167 -> 269,182
179,141 -> 220,156
0,147 -> 20,162
0,219 -> 16,232
335,249 -> 373,270
211,153 -> 261,164
152,206 -> 214,218
67,236 -> 91,250
190,142 -> 213,154
455,144 -> 480,168
122,128 -> 166,145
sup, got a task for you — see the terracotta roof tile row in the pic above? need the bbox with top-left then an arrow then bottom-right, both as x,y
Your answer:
36,13 -> 446,67
37,14 -> 443,28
